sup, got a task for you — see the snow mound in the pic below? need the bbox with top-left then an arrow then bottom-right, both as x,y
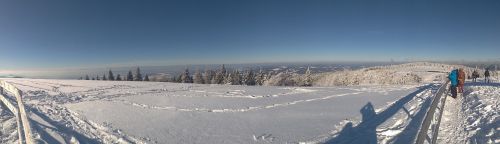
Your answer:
314,62 -> 471,86
438,83 -> 499,144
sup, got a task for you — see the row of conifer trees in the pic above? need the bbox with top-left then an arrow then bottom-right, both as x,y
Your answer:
80,67 -> 149,81
79,65 -> 313,86
171,64 -> 312,86
172,65 -> 268,85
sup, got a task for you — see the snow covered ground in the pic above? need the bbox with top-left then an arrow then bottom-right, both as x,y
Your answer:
314,62 -> 469,86
0,64 -> 496,144
0,78 -> 441,144
438,79 -> 499,144
0,105 -> 18,143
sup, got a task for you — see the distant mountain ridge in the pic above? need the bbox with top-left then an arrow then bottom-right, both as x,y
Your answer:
0,74 -> 23,78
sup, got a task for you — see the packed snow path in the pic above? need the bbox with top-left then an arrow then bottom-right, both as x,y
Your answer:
437,81 -> 499,144
0,78 -> 442,143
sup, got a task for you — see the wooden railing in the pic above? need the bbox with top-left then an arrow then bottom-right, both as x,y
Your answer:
415,80 -> 450,144
0,80 -> 34,144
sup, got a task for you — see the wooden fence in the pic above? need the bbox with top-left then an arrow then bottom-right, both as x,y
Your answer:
415,80 -> 450,144
0,80 -> 34,144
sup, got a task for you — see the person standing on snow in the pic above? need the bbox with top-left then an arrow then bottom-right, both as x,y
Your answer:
458,68 -> 466,93
448,69 -> 458,98
485,69 -> 491,83
472,70 -> 479,82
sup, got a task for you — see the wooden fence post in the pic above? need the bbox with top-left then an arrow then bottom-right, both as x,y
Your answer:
0,80 -> 33,144
16,90 -> 33,144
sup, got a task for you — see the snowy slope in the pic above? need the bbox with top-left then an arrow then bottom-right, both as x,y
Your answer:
314,62 -> 470,86
0,78 -> 439,144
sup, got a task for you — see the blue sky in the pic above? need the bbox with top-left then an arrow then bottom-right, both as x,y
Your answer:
1,0 -> 499,69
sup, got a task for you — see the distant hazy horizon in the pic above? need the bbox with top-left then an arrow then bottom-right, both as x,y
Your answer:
2,60 -> 499,79
0,61 -> 396,79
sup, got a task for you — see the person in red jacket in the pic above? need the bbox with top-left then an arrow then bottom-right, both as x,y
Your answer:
458,68 -> 466,93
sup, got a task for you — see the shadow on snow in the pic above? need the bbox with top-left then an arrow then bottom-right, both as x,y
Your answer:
325,84 -> 436,144
30,108 -> 100,144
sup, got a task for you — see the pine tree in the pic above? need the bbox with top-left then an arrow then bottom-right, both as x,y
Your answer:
127,70 -> 134,81
214,64 -> 227,84
96,75 -> 100,80
144,75 -> 150,81
255,68 -> 265,85
177,75 -> 183,83
102,74 -> 107,80
180,68 -> 193,83
244,69 -> 256,85
210,75 -> 217,84
134,67 -> 142,81
108,69 -> 115,81
231,70 -> 242,85
193,70 -> 204,84
79,77 -> 83,80
221,64 -> 226,75
92,77 -> 95,80
171,76 -> 177,83
85,75 -> 90,80
214,72 -> 222,84
224,72 -> 233,84
203,69 -> 214,84
304,66 -> 312,86
266,71 -> 274,81
116,74 -> 122,81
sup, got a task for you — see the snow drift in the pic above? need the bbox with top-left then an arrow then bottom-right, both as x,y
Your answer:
313,62 -> 472,86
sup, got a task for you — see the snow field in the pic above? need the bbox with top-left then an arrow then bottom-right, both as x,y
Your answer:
307,83 -> 440,144
0,78 -> 432,144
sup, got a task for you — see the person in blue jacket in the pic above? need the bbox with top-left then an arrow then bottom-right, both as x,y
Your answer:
448,69 -> 458,98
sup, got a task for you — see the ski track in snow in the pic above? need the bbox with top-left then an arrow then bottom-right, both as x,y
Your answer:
13,79 -> 367,113
112,92 -> 364,113
30,104 -> 147,144
1,80 -> 152,144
